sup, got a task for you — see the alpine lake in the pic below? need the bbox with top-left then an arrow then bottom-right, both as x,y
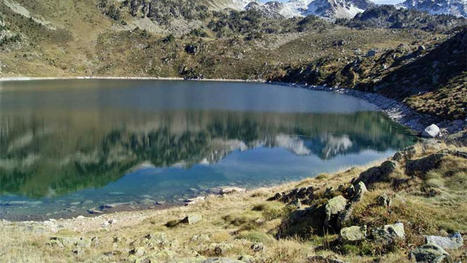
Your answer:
0,80 -> 417,220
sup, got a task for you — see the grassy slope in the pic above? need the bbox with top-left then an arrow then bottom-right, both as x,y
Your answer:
1,0 -> 465,121
0,140 -> 465,262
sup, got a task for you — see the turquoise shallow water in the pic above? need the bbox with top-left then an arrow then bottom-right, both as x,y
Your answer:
0,80 -> 416,220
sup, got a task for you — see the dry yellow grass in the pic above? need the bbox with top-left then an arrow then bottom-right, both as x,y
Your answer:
0,141 -> 465,263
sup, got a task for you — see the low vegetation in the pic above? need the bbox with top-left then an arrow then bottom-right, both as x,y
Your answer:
1,135 -> 465,262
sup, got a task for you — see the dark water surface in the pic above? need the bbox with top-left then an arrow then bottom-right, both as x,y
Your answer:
0,80 -> 416,220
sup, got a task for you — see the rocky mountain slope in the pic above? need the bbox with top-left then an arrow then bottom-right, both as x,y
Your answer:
340,5 -> 466,31
240,0 -> 375,19
0,0 -> 465,124
399,0 -> 466,18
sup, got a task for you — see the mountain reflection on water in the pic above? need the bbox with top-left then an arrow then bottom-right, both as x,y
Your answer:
0,80 -> 416,219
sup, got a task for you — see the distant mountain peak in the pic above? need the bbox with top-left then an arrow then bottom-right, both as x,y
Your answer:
235,0 -> 375,19
398,0 -> 466,17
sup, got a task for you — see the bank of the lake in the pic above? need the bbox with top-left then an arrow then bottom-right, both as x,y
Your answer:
0,137 -> 465,262
1,77 -> 465,136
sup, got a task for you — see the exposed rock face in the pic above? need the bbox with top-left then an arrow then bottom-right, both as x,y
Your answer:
355,161 -> 396,187
244,2 -> 284,18
410,244 -> 451,263
425,233 -> 463,250
400,0 -> 466,18
268,186 -> 314,204
306,0 -> 374,19
406,153 -> 445,177
340,225 -> 367,242
344,5 -> 466,31
240,0 -> 373,19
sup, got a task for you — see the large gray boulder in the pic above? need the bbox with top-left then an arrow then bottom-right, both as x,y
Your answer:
410,244 -> 451,263
422,124 -> 441,138
325,195 -> 348,229
325,196 -> 347,220
425,233 -> 463,250
181,214 -> 202,225
340,225 -> 367,242
372,223 -> 405,240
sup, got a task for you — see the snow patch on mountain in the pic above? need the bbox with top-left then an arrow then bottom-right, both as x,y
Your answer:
233,0 -> 374,19
398,0 -> 466,18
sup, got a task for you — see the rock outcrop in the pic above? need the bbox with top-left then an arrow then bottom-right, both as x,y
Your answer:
410,244 -> 451,263
340,225 -> 367,242
355,161 -> 397,188
425,233 -> 463,250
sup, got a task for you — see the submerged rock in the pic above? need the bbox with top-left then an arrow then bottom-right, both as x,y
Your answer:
425,233 -> 463,250
422,124 -> 440,138
410,244 -> 451,263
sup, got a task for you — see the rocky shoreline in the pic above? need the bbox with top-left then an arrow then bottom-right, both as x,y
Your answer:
280,83 -> 466,136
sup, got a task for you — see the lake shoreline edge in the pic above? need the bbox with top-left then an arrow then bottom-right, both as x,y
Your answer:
0,77 -> 463,224
1,76 -> 463,135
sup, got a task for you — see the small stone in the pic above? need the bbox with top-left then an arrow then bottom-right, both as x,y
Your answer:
129,247 -> 145,257
250,242 -> 264,252
367,49 -> 377,57
238,255 -> 255,263
340,225 -> 367,242
181,214 -> 202,225
184,196 -> 205,205
376,194 -> 392,207
87,208 -> 103,215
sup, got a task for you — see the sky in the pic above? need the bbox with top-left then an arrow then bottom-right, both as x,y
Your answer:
259,0 -> 405,5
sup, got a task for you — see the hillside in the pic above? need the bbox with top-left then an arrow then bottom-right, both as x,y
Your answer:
0,0 -> 465,122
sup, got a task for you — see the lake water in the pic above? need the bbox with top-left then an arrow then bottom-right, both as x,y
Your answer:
0,80 -> 416,220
